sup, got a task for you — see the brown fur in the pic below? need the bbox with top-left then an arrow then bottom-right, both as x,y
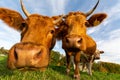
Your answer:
0,8 -> 24,31
56,11 -> 107,79
0,8 -> 58,70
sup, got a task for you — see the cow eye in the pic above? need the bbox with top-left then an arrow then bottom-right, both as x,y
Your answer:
50,30 -> 55,34
21,22 -> 27,27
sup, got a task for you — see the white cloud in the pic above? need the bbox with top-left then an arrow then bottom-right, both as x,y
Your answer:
23,0 -> 67,16
97,29 -> 120,53
0,20 -> 20,49
49,0 -> 67,15
100,54 -> 120,64
97,29 -> 120,64
109,29 -> 120,39
98,38 -> 120,53
0,40 -> 15,49
87,27 -> 100,34
102,1 -> 120,27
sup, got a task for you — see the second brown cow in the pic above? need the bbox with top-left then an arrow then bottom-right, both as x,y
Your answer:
56,0 -> 107,79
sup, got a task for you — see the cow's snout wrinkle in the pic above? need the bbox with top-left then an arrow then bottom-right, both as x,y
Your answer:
34,49 -> 43,59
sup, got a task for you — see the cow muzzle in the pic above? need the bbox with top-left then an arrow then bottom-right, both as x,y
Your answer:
7,42 -> 49,70
94,53 -> 100,59
62,35 -> 83,51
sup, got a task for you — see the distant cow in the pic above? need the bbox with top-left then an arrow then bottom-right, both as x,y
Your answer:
56,0 -> 107,79
0,0 -> 62,70
72,49 -> 104,75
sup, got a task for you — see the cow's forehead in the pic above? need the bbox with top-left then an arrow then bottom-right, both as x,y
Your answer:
64,12 -> 87,35
66,12 -> 86,22
26,14 -> 54,28
66,12 -> 86,18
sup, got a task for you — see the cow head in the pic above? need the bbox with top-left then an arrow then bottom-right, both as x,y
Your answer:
56,0 -> 107,52
0,0 -> 62,70
94,49 -> 104,59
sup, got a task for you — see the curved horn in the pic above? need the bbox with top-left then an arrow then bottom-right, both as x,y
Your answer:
20,0 -> 31,17
85,0 -> 100,17
53,15 -> 64,24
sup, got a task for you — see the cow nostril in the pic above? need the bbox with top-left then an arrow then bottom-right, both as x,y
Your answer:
77,38 -> 82,44
66,38 -> 69,43
14,51 -> 18,60
36,50 -> 42,58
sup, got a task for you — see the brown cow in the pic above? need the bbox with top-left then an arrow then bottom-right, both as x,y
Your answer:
56,0 -> 107,79
72,49 -> 104,75
0,0 -> 62,70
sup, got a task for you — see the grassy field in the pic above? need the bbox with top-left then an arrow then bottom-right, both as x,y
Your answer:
0,56 -> 120,80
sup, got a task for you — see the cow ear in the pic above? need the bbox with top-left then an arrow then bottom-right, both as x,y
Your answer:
0,8 -> 24,31
87,13 -> 107,27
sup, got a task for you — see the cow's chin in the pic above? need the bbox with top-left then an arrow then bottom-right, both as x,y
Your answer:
7,42 -> 50,71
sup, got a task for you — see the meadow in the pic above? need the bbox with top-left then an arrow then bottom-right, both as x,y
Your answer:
0,55 -> 120,80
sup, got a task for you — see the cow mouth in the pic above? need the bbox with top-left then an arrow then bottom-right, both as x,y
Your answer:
67,48 -> 81,52
17,65 -> 48,71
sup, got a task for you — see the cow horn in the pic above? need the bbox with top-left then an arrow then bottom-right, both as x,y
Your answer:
20,0 -> 31,17
85,0 -> 99,17
53,15 -> 64,24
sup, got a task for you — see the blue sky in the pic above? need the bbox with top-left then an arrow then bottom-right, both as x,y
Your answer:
0,0 -> 120,64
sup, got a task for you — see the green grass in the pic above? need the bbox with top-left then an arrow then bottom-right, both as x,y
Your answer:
0,56 -> 120,80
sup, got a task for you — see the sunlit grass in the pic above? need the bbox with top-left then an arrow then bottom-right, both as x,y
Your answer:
0,56 -> 120,80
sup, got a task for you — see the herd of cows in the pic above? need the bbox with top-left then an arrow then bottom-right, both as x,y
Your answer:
0,0 -> 107,79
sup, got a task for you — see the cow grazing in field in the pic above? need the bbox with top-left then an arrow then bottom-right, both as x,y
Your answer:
0,0 -> 62,70
72,49 -> 104,75
56,0 -> 107,79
